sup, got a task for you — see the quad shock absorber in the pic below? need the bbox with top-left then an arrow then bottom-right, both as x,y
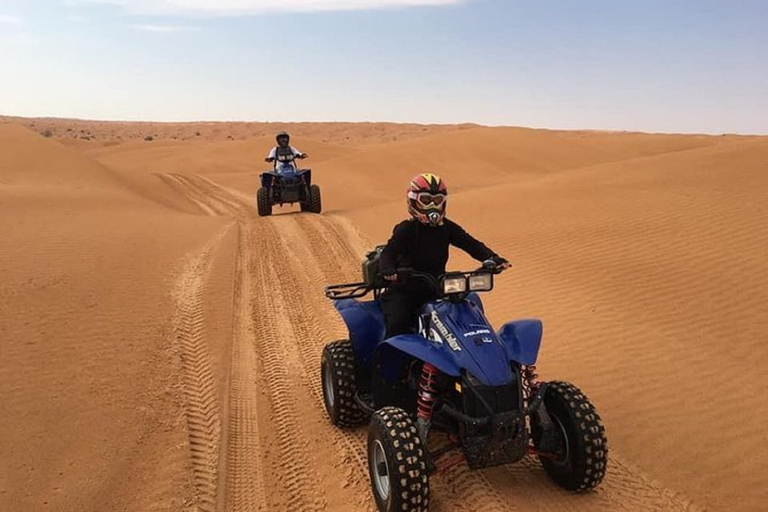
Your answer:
522,364 -> 552,432
416,363 -> 439,446
521,365 -> 540,400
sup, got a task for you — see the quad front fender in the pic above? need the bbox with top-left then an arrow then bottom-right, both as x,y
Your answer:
379,334 -> 461,378
496,319 -> 542,366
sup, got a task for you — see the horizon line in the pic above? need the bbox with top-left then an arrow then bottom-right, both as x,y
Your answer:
0,114 -> 764,137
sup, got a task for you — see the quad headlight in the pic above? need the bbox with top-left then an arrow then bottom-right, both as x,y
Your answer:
441,272 -> 494,295
443,276 -> 467,294
468,273 -> 493,292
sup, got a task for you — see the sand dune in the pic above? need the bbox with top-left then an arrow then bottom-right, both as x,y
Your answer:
1,118 -> 766,511
0,124 -> 231,510
0,124 -> 137,197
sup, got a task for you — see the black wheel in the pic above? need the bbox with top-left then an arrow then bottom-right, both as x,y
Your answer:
256,187 -> 272,217
299,188 -> 311,212
308,184 -> 322,214
534,381 -> 608,491
321,340 -> 365,427
367,407 -> 429,512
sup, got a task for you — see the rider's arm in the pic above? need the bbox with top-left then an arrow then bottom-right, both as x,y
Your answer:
266,147 -> 277,160
379,221 -> 411,277
291,146 -> 305,157
446,219 -> 497,262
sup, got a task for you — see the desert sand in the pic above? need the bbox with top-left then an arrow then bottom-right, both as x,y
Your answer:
1,115 -> 766,511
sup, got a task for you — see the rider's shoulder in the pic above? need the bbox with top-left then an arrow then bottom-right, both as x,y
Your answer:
391,218 -> 417,235
442,217 -> 461,229
397,218 -> 419,228
442,218 -> 471,237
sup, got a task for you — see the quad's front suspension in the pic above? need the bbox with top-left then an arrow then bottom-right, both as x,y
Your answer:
416,363 -> 439,446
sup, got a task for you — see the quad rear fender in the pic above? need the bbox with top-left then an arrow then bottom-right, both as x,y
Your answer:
259,169 -> 311,188
260,172 -> 275,189
332,299 -> 463,379
333,299 -> 384,372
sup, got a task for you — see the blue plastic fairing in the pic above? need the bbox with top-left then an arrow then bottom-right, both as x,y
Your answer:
496,319 -> 543,366
333,298 -> 385,372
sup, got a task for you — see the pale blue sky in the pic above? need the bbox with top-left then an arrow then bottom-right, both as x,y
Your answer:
1,0 -> 766,133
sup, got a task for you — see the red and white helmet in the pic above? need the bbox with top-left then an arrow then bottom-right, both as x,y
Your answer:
407,173 -> 447,226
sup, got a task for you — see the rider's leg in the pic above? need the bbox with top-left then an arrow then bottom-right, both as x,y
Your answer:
381,289 -> 421,340
372,290 -> 422,408
371,345 -> 412,409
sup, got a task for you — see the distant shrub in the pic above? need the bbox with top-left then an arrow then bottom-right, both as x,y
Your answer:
41,128 -> 54,138
144,135 -> 154,141
195,131 -> 201,136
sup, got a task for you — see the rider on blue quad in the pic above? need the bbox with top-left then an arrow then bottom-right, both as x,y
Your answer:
379,173 -> 510,339
375,173 -> 510,406
265,131 -> 307,175
322,175 -> 608,509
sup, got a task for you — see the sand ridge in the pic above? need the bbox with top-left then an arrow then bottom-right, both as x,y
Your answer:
1,119 -> 766,511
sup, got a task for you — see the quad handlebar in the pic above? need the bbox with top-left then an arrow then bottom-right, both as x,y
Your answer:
324,260 -> 509,301
265,153 -> 308,163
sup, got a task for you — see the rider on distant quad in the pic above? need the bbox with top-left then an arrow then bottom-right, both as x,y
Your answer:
379,173 -> 511,340
265,131 -> 308,175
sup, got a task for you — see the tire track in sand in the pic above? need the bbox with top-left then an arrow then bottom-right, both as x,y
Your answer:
164,174 -> 268,511
223,222 -> 267,512
181,176 -> 328,510
171,226 -> 232,512
257,216 -> 373,508
158,174 -> 252,218
168,174 -> 328,509
242,219 -> 328,511
158,174 -> 225,216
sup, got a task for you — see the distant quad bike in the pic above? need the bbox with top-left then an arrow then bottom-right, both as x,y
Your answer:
321,248 -> 608,511
256,153 -> 321,216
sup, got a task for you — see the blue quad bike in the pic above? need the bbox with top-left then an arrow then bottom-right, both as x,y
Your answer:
321,248 -> 607,511
256,154 -> 321,216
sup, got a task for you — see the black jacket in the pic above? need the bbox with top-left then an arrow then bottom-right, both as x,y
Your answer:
379,218 -> 498,295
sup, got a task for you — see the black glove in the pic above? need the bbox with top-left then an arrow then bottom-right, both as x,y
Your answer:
381,269 -> 398,282
490,255 -> 509,266
482,255 -> 510,272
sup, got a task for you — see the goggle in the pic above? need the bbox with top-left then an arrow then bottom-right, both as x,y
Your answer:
416,193 -> 445,206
